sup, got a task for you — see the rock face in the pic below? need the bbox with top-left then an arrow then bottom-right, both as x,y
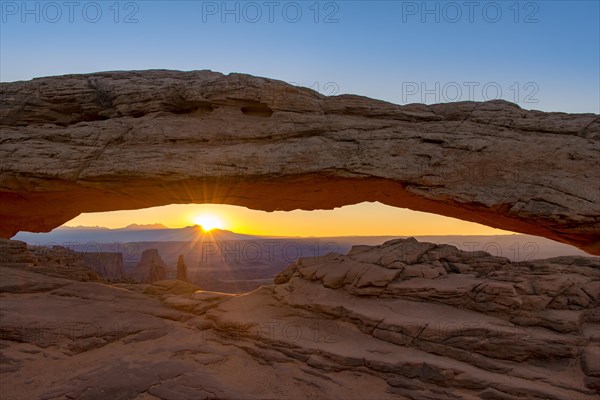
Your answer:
1,238 -> 598,399
177,254 -> 188,282
0,238 -> 102,282
0,238 -> 35,264
1,238 -> 127,281
81,252 -> 125,280
1,70 -> 598,254
274,238 -> 600,333
198,238 -> 600,398
134,249 -> 168,284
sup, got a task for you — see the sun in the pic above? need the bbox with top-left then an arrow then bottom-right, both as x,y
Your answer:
193,214 -> 225,231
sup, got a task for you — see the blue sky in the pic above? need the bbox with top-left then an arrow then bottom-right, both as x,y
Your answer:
1,0 -> 598,113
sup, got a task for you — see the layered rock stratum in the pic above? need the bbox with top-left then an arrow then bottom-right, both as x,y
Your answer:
81,252 -> 125,280
1,238 -> 598,399
1,70 -> 599,254
134,249 -> 169,284
177,254 -> 188,282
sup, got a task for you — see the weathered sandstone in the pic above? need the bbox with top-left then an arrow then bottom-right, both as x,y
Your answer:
1,238 -> 598,399
134,248 -> 168,284
177,254 -> 188,282
81,252 -> 125,280
1,70 -> 598,253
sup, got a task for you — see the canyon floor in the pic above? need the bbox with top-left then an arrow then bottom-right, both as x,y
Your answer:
1,237 -> 599,400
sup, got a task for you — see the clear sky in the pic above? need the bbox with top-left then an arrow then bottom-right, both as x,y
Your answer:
1,1 -> 598,235
65,202 -> 513,236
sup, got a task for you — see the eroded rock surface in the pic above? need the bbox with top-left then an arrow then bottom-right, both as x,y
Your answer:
1,70 -> 599,254
134,249 -> 168,284
82,252 -> 125,280
177,254 -> 188,282
1,238 -> 599,399
0,238 -> 102,282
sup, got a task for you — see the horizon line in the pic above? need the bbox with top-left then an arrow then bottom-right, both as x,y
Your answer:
57,223 -> 521,239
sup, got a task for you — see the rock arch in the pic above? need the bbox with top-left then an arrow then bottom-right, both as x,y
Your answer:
0,70 -> 598,254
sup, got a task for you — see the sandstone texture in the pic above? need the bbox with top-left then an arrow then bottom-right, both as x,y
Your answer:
0,70 -> 599,254
0,238 -> 102,282
177,254 -> 188,282
82,252 -> 125,280
134,249 -> 169,284
1,238 -> 599,399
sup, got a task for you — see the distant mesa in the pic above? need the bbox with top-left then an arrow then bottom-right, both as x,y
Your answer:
177,254 -> 188,282
134,249 -> 168,284
59,225 -> 111,231
82,252 -> 126,280
59,223 -> 170,231
121,223 -> 169,230
13,225 -> 257,245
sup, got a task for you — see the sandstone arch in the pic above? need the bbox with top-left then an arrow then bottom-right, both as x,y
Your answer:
0,70 -> 598,254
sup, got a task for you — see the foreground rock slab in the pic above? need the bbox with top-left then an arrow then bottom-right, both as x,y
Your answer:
1,238 -> 599,399
1,70 -> 599,254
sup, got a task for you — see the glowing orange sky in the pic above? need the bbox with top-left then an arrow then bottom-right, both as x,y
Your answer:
64,202 -> 513,236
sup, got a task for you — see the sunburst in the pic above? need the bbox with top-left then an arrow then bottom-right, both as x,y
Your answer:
193,214 -> 224,231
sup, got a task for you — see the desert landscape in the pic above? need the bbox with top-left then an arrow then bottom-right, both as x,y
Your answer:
11,224 -> 593,293
1,235 -> 599,399
1,2 -> 599,399
1,68 -> 598,400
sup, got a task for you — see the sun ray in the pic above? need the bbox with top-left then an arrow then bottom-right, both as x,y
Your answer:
194,214 -> 224,231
